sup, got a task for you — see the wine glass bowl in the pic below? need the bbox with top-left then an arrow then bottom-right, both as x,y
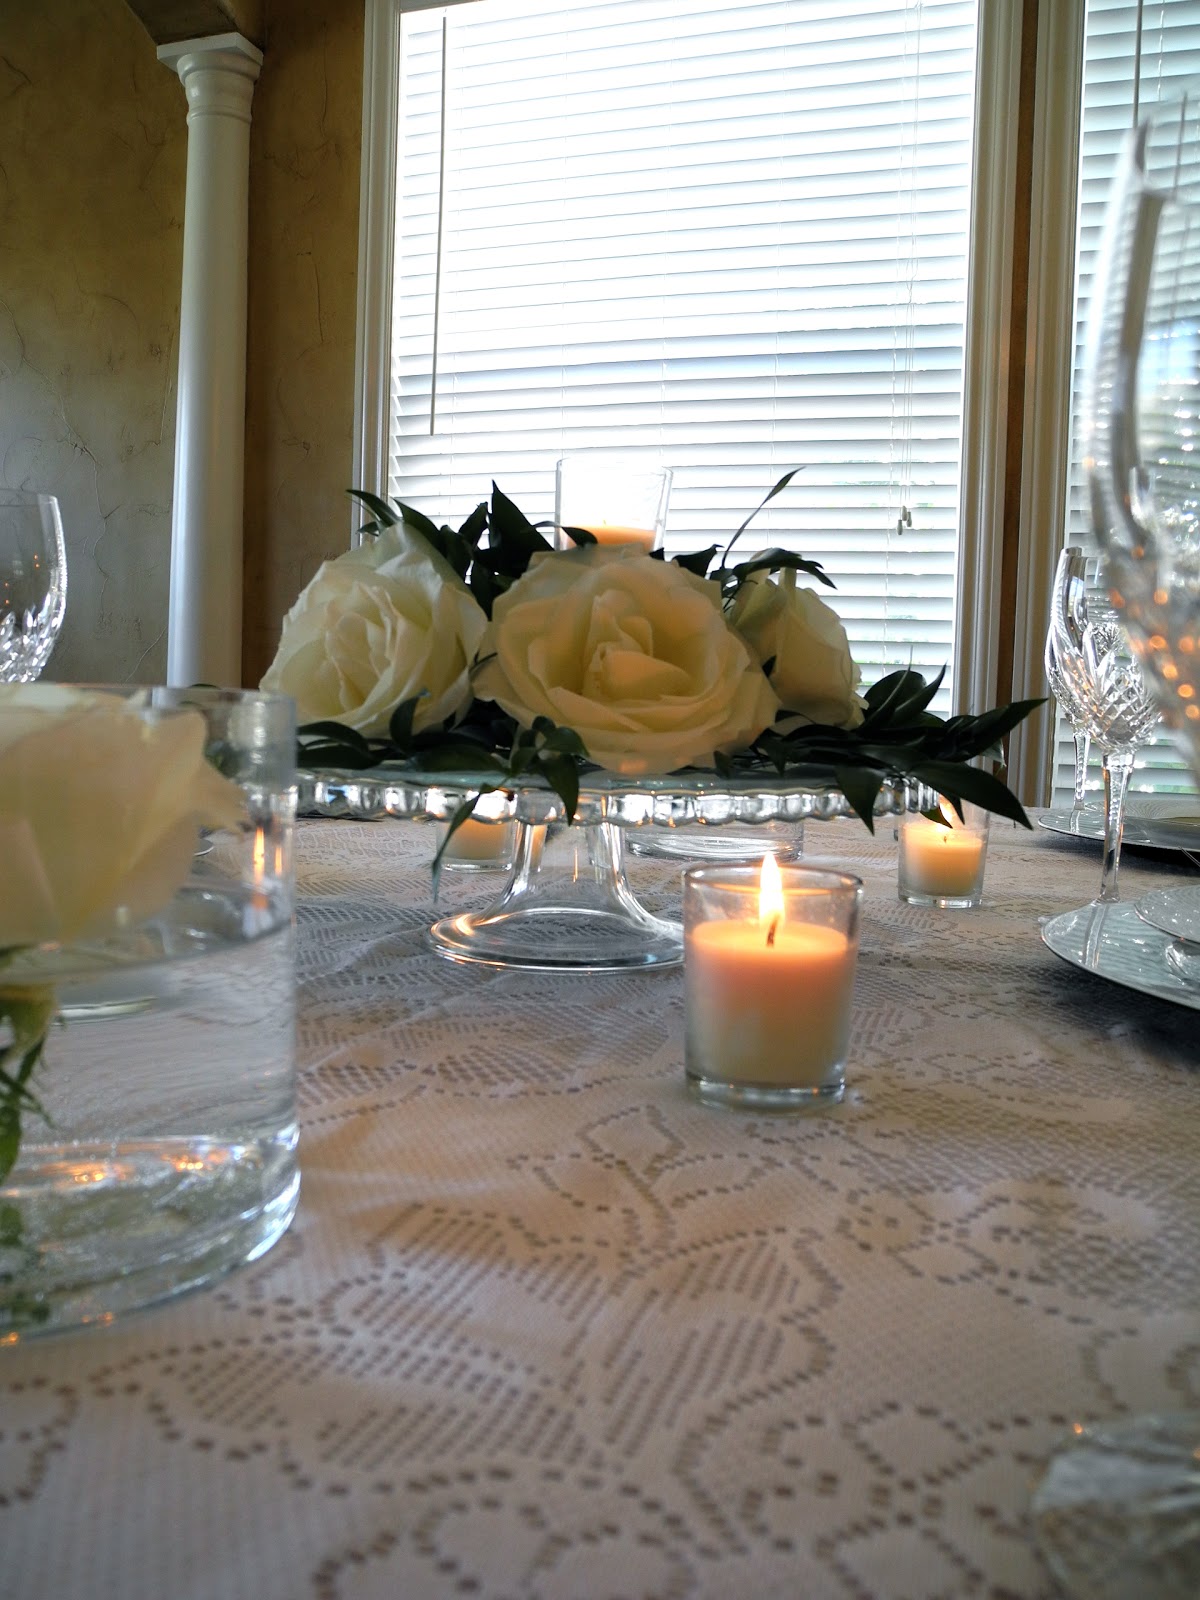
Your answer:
1076,613 -> 1162,751
0,491 -> 67,682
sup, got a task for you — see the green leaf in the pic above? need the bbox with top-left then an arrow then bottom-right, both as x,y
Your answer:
458,501 -> 488,547
487,483 -> 555,575
860,668 -> 928,728
0,1010 -> 52,1185
431,791 -> 498,900
834,766 -> 883,832
870,665 -> 946,727
387,694 -> 426,751
538,753 -> 581,821
418,745 -> 508,776
389,496 -> 442,541
440,529 -> 474,580
672,544 -> 719,578
950,698 -> 1047,758
298,720 -> 373,752
539,725 -> 589,757
718,467 -> 804,571
347,488 -> 400,528
911,760 -> 1033,828
560,525 -> 598,547
728,549 -> 835,590
469,562 -> 498,616
296,744 -> 383,772
0,1105 -> 18,1188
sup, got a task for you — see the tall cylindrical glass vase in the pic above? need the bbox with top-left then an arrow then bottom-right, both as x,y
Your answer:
0,686 -> 298,1339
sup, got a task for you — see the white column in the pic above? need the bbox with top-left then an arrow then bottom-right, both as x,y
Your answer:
158,31 -> 263,688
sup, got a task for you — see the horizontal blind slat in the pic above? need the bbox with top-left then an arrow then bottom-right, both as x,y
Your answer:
390,0 -> 978,713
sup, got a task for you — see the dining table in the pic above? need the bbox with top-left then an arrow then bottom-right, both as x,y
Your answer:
3,808 -> 1198,1600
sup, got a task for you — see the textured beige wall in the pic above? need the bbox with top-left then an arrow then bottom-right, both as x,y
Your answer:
0,0 -> 364,686
244,0 -> 364,686
0,0 -> 186,683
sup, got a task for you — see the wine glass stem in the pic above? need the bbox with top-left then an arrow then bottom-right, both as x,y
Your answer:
1097,749 -> 1134,904
1071,727 -> 1091,810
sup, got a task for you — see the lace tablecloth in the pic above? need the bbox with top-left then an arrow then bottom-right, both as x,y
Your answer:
5,815 -> 1199,1600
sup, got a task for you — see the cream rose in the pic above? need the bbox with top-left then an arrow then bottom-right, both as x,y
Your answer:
0,686 -> 244,948
729,568 -> 865,729
474,546 -> 779,775
261,523 -> 487,736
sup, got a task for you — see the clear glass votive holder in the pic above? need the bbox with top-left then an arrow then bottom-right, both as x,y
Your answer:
554,452 -> 672,552
0,685 -> 298,1339
684,863 -> 862,1112
439,792 -> 518,872
898,800 -> 990,909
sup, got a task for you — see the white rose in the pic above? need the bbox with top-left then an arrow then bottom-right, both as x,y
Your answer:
0,686 -> 244,949
474,546 -> 779,776
729,568 -> 865,729
261,524 -> 487,736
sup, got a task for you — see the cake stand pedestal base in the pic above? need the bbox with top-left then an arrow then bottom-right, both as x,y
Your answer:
429,821 -> 683,972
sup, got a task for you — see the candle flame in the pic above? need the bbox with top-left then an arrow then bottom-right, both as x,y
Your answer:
759,853 -> 784,935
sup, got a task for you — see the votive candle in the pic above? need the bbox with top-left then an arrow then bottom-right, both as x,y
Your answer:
898,799 -> 989,907
684,859 -> 862,1110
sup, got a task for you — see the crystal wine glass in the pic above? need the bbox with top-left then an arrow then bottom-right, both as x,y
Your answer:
1032,95 -> 1200,1600
1044,545 -> 1092,812
0,491 -> 67,681
1047,544 -> 1160,902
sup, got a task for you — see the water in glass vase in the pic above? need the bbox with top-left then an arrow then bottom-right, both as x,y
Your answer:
0,884 -> 298,1339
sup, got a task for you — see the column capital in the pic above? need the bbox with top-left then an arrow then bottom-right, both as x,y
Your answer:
158,32 -> 263,122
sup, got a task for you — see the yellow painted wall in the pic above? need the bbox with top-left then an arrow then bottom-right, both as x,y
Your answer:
0,0 -> 364,685
0,0 -> 186,682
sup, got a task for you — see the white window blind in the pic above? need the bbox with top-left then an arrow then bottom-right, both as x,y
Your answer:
1053,0 -> 1200,800
387,0 -> 978,706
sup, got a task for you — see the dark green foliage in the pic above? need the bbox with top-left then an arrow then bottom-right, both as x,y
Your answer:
310,481 -> 1043,840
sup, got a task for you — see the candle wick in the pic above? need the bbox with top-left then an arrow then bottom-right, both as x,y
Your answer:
766,915 -> 778,948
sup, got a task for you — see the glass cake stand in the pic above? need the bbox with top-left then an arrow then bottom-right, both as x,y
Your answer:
299,763 -> 924,973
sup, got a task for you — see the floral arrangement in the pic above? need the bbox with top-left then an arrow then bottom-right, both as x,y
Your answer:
264,478 -> 1040,862
0,686 -> 243,1191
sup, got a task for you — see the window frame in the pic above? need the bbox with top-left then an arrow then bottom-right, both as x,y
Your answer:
352,0 -> 1067,770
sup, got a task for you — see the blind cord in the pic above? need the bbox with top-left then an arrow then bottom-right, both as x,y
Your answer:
430,14 -> 448,436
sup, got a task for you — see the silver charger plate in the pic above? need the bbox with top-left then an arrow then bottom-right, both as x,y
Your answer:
1134,884 -> 1200,944
1041,901 -> 1200,1011
1039,798 -> 1200,852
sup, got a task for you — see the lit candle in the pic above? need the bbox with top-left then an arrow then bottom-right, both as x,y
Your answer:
898,800 -> 987,904
444,816 -> 515,864
684,857 -> 861,1105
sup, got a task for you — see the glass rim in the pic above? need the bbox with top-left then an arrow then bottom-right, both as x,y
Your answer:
683,863 -> 863,895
